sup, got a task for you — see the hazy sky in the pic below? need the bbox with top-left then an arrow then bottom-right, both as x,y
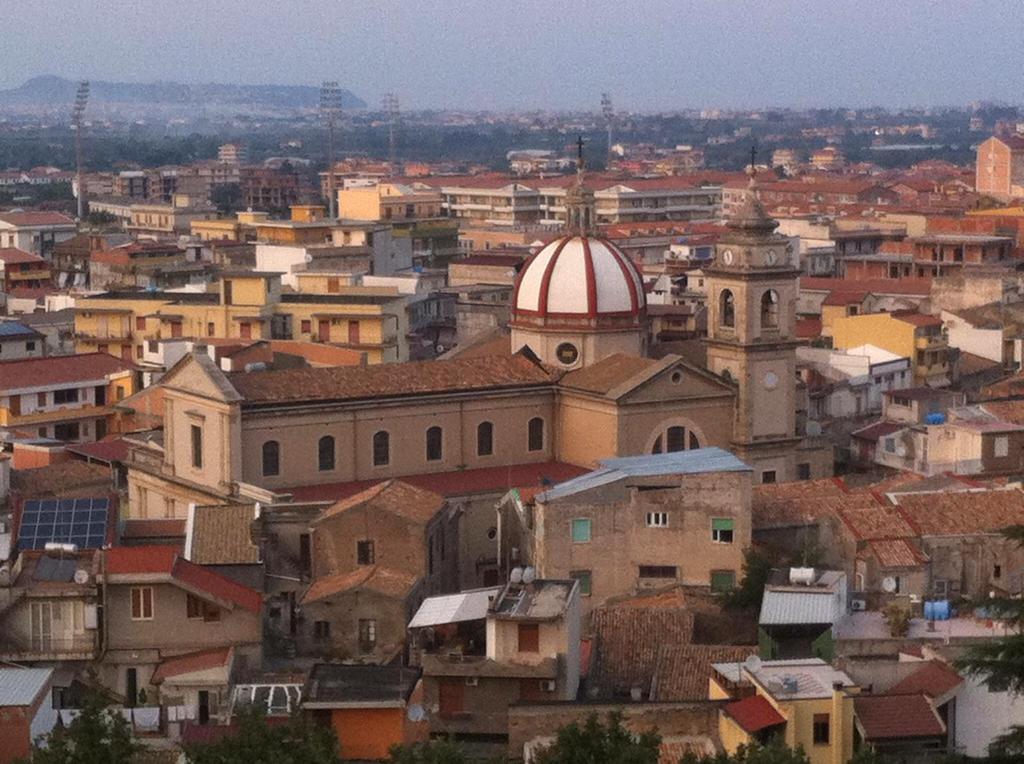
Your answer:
2,0 -> 1022,111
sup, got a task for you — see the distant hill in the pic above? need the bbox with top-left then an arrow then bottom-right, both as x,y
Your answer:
0,75 -> 365,110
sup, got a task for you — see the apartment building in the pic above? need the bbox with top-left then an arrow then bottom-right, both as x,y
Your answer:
127,195 -> 217,236
530,449 -> 752,614
975,134 -> 1024,200
0,212 -> 77,259
409,577 -> 580,739
831,312 -> 951,387
0,353 -> 135,443
0,248 -> 51,291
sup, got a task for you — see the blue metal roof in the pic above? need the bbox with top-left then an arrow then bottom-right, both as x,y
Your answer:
539,447 -> 751,502
0,321 -> 38,338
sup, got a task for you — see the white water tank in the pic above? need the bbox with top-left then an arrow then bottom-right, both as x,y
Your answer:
789,567 -> 816,586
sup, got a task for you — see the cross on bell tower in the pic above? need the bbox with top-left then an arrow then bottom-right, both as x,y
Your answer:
564,135 -> 596,234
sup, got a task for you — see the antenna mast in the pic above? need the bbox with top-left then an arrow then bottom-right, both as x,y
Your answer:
601,93 -> 614,168
382,93 -> 400,174
72,81 -> 90,221
319,81 -> 342,219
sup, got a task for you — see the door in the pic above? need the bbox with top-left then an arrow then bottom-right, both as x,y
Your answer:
9,394 -> 20,417
29,601 -> 52,652
170,322 -> 183,338
317,320 -> 330,342
125,668 -> 138,708
438,678 -> 465,718
347,320 -> 360,345
95,385 -> 106,406
198,690 -> 210,725
240,322 -> 252,340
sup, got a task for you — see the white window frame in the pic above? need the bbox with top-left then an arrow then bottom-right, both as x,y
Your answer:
646,512 -> 669,528
995,436 -> 1009,458
130,586 -> 154,621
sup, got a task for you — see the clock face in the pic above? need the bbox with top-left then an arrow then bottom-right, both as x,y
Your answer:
765,249 -> 778,266
722,249 -> 734,265
763,371 -> 779,390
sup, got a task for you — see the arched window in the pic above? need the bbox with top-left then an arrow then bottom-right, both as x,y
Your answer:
318,435 -> 335,472
651,426 -> 701,454
666,426 -> 686,453
761,289 -> 779,329
262,440 -> 280,477
477,421 -> 494,457
426,426 -> 443,462
528,417 -> 544,452
372,431 -> 390,467
720,289 -> 735,328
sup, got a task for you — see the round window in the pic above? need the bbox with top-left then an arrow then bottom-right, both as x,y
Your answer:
670,370 -> 684,384
487,527 -> 497,540
555,342 -> 579,365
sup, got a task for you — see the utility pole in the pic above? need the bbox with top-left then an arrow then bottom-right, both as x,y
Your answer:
382,93 -> 399,174
319,81 -> 342,219
72,81 -> 90,221
601,92 -> 613,168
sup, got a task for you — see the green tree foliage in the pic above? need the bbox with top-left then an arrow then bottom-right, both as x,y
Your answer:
723,548 -> 773,609
955,524 -> 1024,760
28,688 -> 140,764
882,601 -> 910,637
210,182 -> 243,215
531,712 -> 661,764
181,706 -> 338,764
387,738 -> 468,764
680,741 -> 810,764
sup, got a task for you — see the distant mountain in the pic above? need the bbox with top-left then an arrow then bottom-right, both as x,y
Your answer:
0,75 -> 365,110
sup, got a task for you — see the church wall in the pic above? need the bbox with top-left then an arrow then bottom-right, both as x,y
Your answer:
511,327 -> 644,371
553,395 -> 619,468
238,390 -> 557,487
616,397 -> 735,456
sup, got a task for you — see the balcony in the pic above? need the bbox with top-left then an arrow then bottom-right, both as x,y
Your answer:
0,632 -> 98,661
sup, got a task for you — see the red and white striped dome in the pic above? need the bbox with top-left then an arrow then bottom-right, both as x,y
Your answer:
512,235 -> 646,323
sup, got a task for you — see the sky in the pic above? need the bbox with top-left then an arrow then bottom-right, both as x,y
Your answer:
1,0 -> 1022,112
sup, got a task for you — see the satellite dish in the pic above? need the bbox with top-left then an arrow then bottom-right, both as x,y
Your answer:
510,567 -> 524,584
73,569 -> 90,585
742,655 -> 763,674
406,704 -> 425,723
881,576 -> 898,593
522,566 -> 536,584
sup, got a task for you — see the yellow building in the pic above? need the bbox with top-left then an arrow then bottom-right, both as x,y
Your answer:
712,658 -> 858,764
830,311 -> 950,387
75,272 -> 408,364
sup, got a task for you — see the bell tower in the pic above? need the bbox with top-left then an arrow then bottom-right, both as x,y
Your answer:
704,162 -> 803,482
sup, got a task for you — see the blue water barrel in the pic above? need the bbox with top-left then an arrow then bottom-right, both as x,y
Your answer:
924,601 -> 935,620
925,412 -> 946,425
934,600 -> 950,621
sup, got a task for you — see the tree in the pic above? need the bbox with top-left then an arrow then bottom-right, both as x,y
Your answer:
882,601 -> 910,637
723,548 -> 773,610
210,182 -> 243,215
182,706 -> 338,764
680,741 -> 810,764
388,738 -> 468,764
29,688 -> 140,764
532,712 -> 661,764
955,524 -> 1024,760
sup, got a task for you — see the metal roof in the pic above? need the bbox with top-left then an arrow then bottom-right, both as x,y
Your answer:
0,321 -> 39,338
408,586 -> 500,629
759,589 -> 842,626
0,668 -> 52,706
539,447 -> 751,502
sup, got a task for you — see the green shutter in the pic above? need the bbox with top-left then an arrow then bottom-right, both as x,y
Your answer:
571,518 -> 591,543
571,570 -> 592,596
711,518 -> 735,531
711,570 -> 736,592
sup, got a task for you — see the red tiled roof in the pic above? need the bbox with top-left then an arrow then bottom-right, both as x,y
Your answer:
119,519 -> 187,540
854,693 -> 945,740
724,695 -> 787,733
0,211 -> 75,227
105,545 -> 181,575
887,661 -> 963,699
286,461 -> 588,503
0,352 -> 133,392
867,538 -> 928,568
171,557 -> 262,614
822,290 -> 869,306
799,277 -> 932,296
317,480 -> 445,525
895,489 -> 1024,535
0,247 -> 45,265
150,646 -> 232,684
67,438 -> 131,464
894,312 -> 943,328
795,318 -> 823,339
302,565 -> 417,604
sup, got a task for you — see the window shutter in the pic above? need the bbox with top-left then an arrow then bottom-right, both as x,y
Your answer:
712,518 -> 734,531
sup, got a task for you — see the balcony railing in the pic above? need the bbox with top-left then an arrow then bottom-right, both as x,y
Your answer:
0,632 -> 98,660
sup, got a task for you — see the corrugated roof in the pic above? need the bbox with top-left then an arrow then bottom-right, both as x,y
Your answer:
408,587 -> 501,628
0,321 -> 41,337
0,667 -> 52,706
540,447 -> 750,502
759,589 -> 841,626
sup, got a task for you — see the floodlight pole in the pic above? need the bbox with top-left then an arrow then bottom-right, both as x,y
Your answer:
72,81 -> 90,221
320,81 -> 342,219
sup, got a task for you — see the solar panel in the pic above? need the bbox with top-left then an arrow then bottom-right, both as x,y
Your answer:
17,498 -> 110,550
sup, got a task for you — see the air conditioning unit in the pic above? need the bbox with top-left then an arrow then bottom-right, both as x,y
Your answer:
851,599 -> 867,611
464,677 -> 479,687
539,680 -> 556,692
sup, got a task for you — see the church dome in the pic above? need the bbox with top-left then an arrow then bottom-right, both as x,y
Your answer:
512,235 -> 646,326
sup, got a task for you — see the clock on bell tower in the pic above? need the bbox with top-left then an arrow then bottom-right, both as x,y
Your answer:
704,166 -> 804,481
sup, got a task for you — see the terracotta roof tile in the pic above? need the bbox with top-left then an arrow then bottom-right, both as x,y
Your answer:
838,503 -> 917,541
230,352 -> 556,405
887,661 -> 963,699
171,557 -> 262,613
10,461 -> 114,499
105,545 -> 181,575
854,693 -> 945,740
799,277 -> 932,296
317,480 -> 445,526
752,478 -> 852,529
189,504 -> 260,565
559,353 -> 661,395
302,565 -> 417,604
590,605 -> 695,697
0,247 -> 45,265
0,352 -> 133,392
724,695 -> 787,733
120,519 -> 186,541
867,538 -> 928,568
0,211 -> 75,227
895,489 -> 1024,535
150,646 -> 232,685
66,438 -> 131,464
651,644 -> 757,701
